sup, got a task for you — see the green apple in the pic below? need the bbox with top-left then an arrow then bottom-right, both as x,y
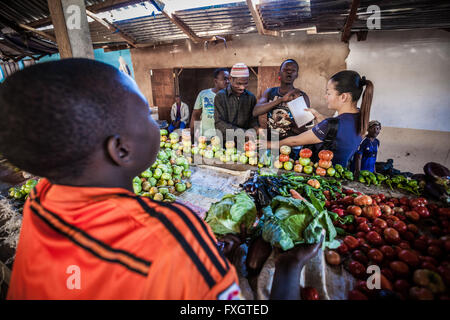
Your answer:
191,146 -> 199,155
182,146 -> 191,154
274,160 -> 283,169
239,154 -> 248,164
327,167 -> 336,176
160,141 -> 165,148
169,132 -> 179,141
198,142 -> 207,150
249,157 -> 258,166
283,161 -> 293,171
204,150 -> 214,159
211,136 -> 221,146
303,165 -> 313,174
231,154 -> 239,162
160,129 -> 168,136
164,142 -> 172,149
299,157 -> 311,166
182,140 -> 191,147
225,141 -> 235,149
212,145 -> 221,153
214,150 -> 224,159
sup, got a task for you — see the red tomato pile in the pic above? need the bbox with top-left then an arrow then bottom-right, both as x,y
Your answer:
324,190 -> 450,300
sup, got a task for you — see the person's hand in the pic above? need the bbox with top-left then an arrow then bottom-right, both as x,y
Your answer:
275,231 -> 324,267
281,89 -> 301,103
305,108 -> 321,120
216,223 -> 246,260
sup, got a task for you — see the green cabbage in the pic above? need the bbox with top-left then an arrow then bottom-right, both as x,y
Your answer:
205,192 -> 257,235
261,195 -> 340,251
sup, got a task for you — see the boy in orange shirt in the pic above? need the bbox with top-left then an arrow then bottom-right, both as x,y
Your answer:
0,59 -> 320,300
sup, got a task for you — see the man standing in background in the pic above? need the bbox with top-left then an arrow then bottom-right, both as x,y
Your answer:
190,68 -> 229,141
169,94 -> 189,133
214,63 -> 258,142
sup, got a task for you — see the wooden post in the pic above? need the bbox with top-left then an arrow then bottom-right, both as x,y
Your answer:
341,0 -> 361,43
47,0 -> 94,58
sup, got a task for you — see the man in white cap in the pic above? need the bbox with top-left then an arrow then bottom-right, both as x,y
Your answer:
214,62 -> 258,142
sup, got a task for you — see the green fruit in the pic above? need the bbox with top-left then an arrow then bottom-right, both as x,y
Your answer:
160,129 -> 168,136
156,179 -> 167,187
239,154 -> 248,164
159,187 -> 169,195
142,181 -> 151,191
168,186 -> 176,194
173,166 -> 183,175
204,150 -> 214,159
169,132 -> 179,141
161,173 -> 172,180
182,170 -> 192,178
191,147 -> 199,155
153,168 -> 163,179
164,193 -> 176,202
149,187 -> 158,195
153,193 -> 164,201
167,179 -> 174,186
303,165 -> 313,174
160,142 -> 165,148
215,150 -> 224,159
175,183 -> 187,193
212,145 -> 221,153
327,167 -> 336,176
231,154 -> 239,162
164,142 -> 172,149
171,143 -> 180,150
283,161 -> 293,171
299,157 -> 311,166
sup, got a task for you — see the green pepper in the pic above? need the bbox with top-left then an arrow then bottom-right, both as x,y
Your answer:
334,172 -> 341,179
141,169 -> 152,178
335,164 -> 344,174
344,171 -> 354,181
408,180 -> 418,188
376,173 -> 387,182
132,176 -> 142,194
386,179 -> 394,190
359,176 -> 366,184
360,170 -> 371,177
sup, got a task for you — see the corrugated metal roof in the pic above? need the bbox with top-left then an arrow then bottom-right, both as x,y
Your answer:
1,0 -> 450,60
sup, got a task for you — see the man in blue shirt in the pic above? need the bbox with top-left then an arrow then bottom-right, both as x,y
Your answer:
353,120 -> 381,176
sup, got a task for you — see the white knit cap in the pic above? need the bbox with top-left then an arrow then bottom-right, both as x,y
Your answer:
230,62 -> 249,78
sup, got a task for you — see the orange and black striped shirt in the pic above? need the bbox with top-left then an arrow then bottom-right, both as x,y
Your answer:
7,178 -> 240,300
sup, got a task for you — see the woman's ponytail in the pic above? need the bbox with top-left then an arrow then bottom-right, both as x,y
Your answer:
330,71 -> 374,136
359,79 -> 374,136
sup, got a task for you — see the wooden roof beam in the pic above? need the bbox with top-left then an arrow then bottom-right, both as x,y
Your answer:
17,23 -> 56,43
246,0 -> 279,37
151,1 -> 224,44
341,0 -> 361,43
85,9 -> 136,48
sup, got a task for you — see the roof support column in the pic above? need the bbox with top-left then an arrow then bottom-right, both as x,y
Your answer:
47,0 -> 94,58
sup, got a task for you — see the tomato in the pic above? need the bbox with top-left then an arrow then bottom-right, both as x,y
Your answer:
315,167 -> 327,176
380,245 -> 397,260
381,268 -> 395,281
398,250 -> 420,267
362,205 -> 382,220
407,224 -> 419,234
366,231 -> 383,246
294,164 -> 303,173
301,287 -> 320,300
355,232 -> 366,239
428,245 -> 442,258
409,198 -> 424,208
367,248 -> 383,264
279,145 -> 291,155
431,226 -> 442,236
393,207 -> 404,215
378,193 -> 386,202
398,241 -> 411,250
244,141 -> 256,152
409,286 -> 434,300
337,243 -> 349,255
357,223 -> 371,233
419,255 -> 438,266
325,250 -> 341,266
392,221 -> 407,233
348,260 -> 366,278
373,218 -> 387,229
394,279 -> 411,296
299,148 -> 312,159
413,239 -> 428,252
354,195 -> 373,206
347,205 -> 362,216
384,228 -> 400,244
405,211 -> 420,222
344,236 -> 359,250
401,231 -> 415,242
348,289 -> 368,300
414,206 -> 430,218
372,195 -> 381,204
380,274 -> 393,291
318,150 -> 333,161
437,207 -> 450,217
379,204 -> 392,216
355,217 -> 368,225
279,154 -> 290,162
352,250 -> 369,265
318,159 -> 332,169
332,208 -> 345,217
399,197 -> 409,206
390,261 -> 410,277
385,201 -> 395,208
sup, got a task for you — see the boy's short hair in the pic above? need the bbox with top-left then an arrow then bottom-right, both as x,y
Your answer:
280,59 -> 299,71
213,68 -> 228,79
0,58 -> 136,180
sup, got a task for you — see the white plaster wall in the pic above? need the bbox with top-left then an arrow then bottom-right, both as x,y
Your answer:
347,29 -> 450,132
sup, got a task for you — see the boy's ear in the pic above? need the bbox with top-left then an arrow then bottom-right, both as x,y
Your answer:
106,135 -> 130,166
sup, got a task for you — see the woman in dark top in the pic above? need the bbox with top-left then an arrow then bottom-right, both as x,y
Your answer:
266,70 -> 374,167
